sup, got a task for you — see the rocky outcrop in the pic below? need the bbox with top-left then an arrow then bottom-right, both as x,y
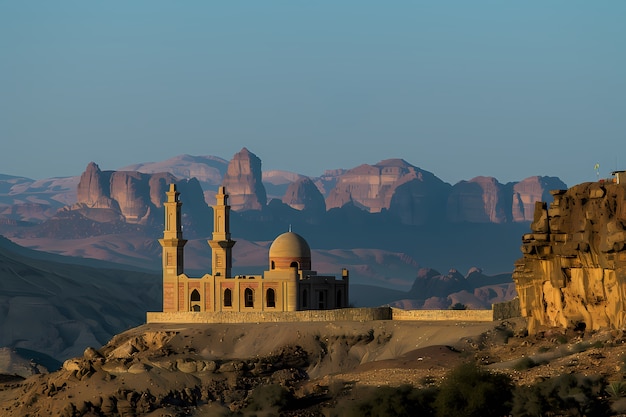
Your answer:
446,176 -> 567,224
75,162 -> 178,224
281,177 -> 326,213
263,170 -> 306,199
511,176 -> 567,222
326,159 -> 451,225
119,154 -> 228,191
447,177 -> 509,223
513,179 -> 626,333
221,148 -> 267,212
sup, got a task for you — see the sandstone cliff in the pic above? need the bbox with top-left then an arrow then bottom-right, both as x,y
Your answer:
221,148 -> 267,211
447,177 -> 509,223
446,176 -> 567,224
325,159 -> 451,225
513,179 -> 626,333
511,176 -> 567,222
75,162 -> 177,224
281,177 -> 326,213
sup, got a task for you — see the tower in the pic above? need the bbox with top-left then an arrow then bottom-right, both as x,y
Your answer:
159,184 -> 187,311
208,186 -> 236,277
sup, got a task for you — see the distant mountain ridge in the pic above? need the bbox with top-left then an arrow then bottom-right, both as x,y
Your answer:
0,148 -> 562,293
0,148 -> 567,226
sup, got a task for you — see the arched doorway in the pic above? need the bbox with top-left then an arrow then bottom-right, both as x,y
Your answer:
224,288 -> 232,307
245,288 -> 254,308
190,289 -> 201,312
266,288 -> 276,308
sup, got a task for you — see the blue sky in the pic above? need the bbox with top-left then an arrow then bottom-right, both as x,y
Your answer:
1,2 -> 625,187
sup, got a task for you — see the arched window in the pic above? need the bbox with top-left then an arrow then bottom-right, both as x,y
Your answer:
336,290 -> 342,308
245,288 -> 254,308
302,289 -> 308,308
266,288 -> 276,308
318,291 -> 325,309
290,261 -> 299,269
271,260 -> 275,270
224,288 -> 232,307
190,289 -> 201,312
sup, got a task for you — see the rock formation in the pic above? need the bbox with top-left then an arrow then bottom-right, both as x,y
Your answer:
511,176 -> 567,222
513,177 -> 626,333
75,162 -> 177,224
119,154 -> 227,190
446,176 -> 567,224
281,177 -> 326,213
447,177 -> 509,223
325,159 -> 451,225
221,148 -> 267,211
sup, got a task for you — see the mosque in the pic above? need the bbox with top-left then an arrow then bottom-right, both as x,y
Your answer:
158,184 -> 349,313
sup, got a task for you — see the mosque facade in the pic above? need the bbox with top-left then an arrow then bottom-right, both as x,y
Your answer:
159,184 -> 349,313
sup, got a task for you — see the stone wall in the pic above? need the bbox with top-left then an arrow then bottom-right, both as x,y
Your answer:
391,308 -> 494,322
147,305 -> 520,324
147,307 -> 392,324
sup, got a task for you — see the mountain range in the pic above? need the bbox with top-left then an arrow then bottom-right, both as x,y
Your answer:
0,147 -> 565,296
0,147 -> 568,363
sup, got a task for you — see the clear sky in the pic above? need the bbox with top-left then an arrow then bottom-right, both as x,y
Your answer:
1,2 -> 625,187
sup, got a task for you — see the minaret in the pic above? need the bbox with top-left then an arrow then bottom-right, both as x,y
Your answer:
159,184 -> 187,311
208,186 -> 236,277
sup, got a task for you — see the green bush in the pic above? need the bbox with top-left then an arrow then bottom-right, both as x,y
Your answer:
434,362 -> 513,417
329,384 -> 437,417
511,373 -> 611,417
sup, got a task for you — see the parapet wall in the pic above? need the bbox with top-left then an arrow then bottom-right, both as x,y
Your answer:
147,304 -> 521,324
147,307 -> 392,324
390,308 -> 494,322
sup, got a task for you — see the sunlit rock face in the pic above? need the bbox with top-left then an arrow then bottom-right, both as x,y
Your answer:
221,148 -> 267,212
325,159 -> 451,225
282,177 -> 326,213
75,162 -> 176,224
511,176 -> 567,222
513,180 -> 626,333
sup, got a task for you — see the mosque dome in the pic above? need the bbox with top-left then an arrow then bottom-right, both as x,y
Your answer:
268,231 -> 312,270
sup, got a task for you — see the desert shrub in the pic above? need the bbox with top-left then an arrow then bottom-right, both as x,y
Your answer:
328,384 -> 437,417
606,381 -> 626,398
240,384 -> 293,414
513,357 -> 538,371
434,362 -> 513,417
450,303 -> 467,310
511,373 -> 611,417
513,356 -> 547,371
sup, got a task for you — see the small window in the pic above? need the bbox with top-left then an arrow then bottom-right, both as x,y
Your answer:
318,291 -> 325,309
302,289 -> 308,308
336,290 -> 342,308
224,288 -> 232,307
245,288 -> 254,308
266,288 -> 276,308
290,261 -> 299,269
271,260 -> 275,270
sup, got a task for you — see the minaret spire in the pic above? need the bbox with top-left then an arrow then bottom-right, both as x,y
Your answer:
208,186 -> 236,277
159,183 -> 187,311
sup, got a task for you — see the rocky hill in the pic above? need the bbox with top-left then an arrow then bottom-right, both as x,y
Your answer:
3,318 -> 626,416
514,178 -> 626,333
0,236 -> 160,361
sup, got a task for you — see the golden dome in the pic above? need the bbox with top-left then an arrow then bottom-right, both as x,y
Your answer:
269,232 -> 311,259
